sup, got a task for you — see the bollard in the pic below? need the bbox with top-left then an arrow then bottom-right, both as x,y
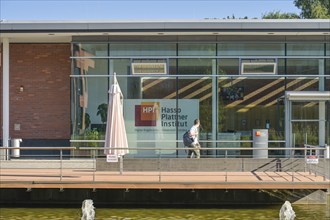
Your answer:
253,129 -> 268,158
11,138 -> 22,158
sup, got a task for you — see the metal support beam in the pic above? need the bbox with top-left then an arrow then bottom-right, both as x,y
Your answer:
318,59 -> 325,148
2,38 -> 10,160
284,95 -> 291,157
319,102 -> 326,147
211,59 -> 217,157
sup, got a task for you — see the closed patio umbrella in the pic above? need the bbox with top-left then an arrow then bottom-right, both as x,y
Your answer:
104,73 -> 129,173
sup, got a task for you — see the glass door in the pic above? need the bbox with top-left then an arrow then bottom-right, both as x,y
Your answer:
285,91 -> 330,157
291,101 -> 319,157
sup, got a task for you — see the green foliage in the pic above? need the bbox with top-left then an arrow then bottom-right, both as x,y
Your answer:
84,128 -> 100,147
84,113 -> 91,129
223,15 -> 249,19
292,124 -> 318,146
199,91 -> 225,133
294,0 -> 330,18
268,128 -> 284,148
262,10 -> 301,19
217,99 -> 225,132
97,103 -> 108,124
200,100 -> 212,133
262,1 -> 330,19
241,135 -> 251,148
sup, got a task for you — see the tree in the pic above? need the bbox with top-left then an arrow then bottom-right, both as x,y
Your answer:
262,10 -> 301,19
97,103 -> 108,124
294,0 -> 330,18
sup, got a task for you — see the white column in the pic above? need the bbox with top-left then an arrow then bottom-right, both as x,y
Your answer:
318,59 -> 325,148
319,102 -> 326,147
318,59 -> 324,91
284,93 -> 291,157
2,38 -> 10,158
211,59 -> 217,157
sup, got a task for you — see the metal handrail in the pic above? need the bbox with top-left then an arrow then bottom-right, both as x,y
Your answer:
1,146 -> 325,154
70,139 -> 286,143
0,147 -> 76,150
0,146 -> 328,184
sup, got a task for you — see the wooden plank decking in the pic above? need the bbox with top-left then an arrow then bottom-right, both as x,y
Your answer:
1,168 -> 329,190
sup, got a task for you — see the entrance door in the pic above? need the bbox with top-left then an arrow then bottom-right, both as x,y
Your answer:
285,91 -> 330,157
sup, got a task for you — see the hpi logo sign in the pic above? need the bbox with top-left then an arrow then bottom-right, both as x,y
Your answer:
135,102 -> 160,126
142,105 -> 157,114
255,130 -> 267,137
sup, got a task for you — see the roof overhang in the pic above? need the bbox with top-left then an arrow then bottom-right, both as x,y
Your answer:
1,19 -> 329,43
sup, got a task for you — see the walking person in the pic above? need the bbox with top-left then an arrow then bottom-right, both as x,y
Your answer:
188,119 -> 201,158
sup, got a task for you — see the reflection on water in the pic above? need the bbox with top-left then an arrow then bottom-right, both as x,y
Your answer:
0,205 -> 329,220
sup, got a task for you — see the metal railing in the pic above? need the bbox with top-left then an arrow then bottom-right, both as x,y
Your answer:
0,146 -> 329,185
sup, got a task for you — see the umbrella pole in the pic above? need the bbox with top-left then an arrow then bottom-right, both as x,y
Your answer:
119,155 -> 123,175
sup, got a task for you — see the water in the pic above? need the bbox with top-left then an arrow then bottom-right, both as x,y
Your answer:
0,205 -> 329,220
81,199 -> 95,220
279,201 -> 295,220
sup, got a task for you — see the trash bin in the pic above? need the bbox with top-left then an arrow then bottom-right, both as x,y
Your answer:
253,129 -> 268,158
11,138 -> 22,158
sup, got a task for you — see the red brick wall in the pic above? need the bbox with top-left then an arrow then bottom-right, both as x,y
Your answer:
0,45 -> 3,140
1,44 -> 71,140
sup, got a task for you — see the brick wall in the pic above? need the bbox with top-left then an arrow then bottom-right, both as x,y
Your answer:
0,45 -> 2,140
1,44 -> 71,140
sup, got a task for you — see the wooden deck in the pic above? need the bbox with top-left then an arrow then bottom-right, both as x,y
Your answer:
1,168 -> 329,190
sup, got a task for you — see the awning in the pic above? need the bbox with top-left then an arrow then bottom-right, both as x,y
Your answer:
285,91 -> 330,101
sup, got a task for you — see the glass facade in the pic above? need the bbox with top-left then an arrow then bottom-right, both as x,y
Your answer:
71,41 -> 330,158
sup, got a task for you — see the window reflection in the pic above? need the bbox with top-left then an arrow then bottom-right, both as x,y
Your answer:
218,43 -> 284,56
178,43 -> 216,56
178,59 -> 213,75
218,59 -> 239,75
70,41 -> 328,158
286,59 -> 320,75
287,43 -> 324,56
110,43 -> 176,56
73,43 -> 108,57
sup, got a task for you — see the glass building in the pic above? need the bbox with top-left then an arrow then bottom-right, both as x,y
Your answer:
1,20 -> 330,158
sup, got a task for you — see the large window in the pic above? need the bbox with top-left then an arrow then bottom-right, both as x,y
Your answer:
73,43 -> 108,56
218,43 -> 284,56
177,59 -> 213,75
286,59 -> 320,75
218,77 -> 285,157
72,58 -> 109,137
71,77 -> 108,136
73,58 -> 108,75
218,59 -> 239,75
70,40 -> 328,158
177,76 -> 213,157
178,43 -> 216,56
291,101 -> 321,147
287,43 -> 324,56
110,43 -> 176,56
240,59 -> 277,75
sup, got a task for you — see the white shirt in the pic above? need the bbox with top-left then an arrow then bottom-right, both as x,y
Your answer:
189,125 -> 199,144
